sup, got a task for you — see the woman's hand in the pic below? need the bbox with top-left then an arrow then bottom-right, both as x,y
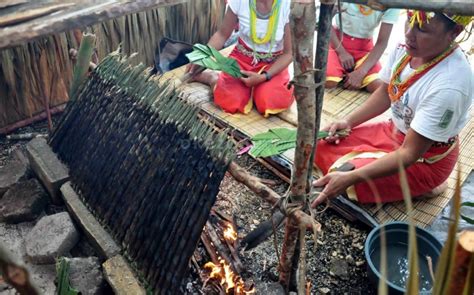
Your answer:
337,49 -> 355,71
311,171 -> 355,208
185,63 -> 203,75
344,68 -> 366,90
240,70 -> 266,87
321,119 -> 351,144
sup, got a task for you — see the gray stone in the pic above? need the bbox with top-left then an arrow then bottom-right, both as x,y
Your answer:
0,222 -> 26,259
255,282 -> 285,295
103,255 -> 146,295
0,179 -> 48,223
65,257 -> 105,295
330,258 -> 349,280
60,182 -> 120,259
27,264 -> 57,294
25,212 -> 79,264
0,150 -> 28,197
26,137 -> 69,204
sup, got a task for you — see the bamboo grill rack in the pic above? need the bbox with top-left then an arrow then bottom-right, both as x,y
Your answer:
160,46 -> 474,228
49,52 -> 235,293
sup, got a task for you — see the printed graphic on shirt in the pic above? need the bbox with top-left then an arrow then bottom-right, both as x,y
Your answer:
438,109 -> 454,129
391,93 -> 414,130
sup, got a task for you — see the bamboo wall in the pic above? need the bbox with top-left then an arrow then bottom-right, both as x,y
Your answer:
0,0 -> 226,129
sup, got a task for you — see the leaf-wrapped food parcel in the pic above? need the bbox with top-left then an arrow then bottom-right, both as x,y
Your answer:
186,44 -> 242,78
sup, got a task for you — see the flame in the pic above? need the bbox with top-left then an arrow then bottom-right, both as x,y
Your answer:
204,259 -> 255,294
223,223 -> 237,241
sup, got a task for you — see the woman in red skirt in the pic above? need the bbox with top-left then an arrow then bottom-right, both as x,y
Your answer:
187,0 -> 294,117
312,11 -> 473,206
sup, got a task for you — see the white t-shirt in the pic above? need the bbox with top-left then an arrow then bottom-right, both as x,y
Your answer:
228,0 -> 291,53
334,3 -> 400,39
379,45 -> 473,143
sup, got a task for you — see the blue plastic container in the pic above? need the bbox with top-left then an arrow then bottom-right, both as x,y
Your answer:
364,222 -> 443,294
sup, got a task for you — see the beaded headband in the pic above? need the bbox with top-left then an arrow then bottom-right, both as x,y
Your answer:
407,10 -> 473,28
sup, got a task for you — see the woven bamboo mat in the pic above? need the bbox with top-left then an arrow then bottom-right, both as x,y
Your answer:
160,54 -> 473,228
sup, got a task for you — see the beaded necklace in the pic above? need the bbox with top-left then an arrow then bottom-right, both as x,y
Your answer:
388,45 -> 457,102
358,5 -> 373,16
248,0 -> 281,64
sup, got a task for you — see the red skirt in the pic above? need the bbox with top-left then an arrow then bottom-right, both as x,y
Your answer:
314,121 -> 458,203
326,29 -> 382,88
213,40 -> 294,117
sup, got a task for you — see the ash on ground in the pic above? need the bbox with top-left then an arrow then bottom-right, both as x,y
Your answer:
188,155 -> 375,295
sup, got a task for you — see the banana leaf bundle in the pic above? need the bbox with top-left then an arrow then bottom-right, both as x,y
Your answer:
185,43 -> 242,78
249,127 -> 350,158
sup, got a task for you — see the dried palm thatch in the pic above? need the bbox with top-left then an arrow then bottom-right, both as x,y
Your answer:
90,0 -> 225,66
0,0 -> 226,130
0,32 -> 76,129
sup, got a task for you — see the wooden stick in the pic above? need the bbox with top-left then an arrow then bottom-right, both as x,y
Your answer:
206,221 -> 243,275
227,162 -> 320,230
448,230 -> 474,294
201,233 -> 220,266
341,0 -> 474,15
0,104 -> 66,135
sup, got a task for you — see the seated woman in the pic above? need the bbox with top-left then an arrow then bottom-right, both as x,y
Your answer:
326,3 -> 401,92
187,0 -> 294,117
312,11 -> 473,206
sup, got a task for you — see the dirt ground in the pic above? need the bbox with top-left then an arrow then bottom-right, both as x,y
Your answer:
187,155 -> 375,295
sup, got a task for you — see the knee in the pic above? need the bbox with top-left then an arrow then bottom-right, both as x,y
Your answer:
366,80 -> 383,93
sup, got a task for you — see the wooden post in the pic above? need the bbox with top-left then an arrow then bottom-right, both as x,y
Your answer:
279,1 -> 317,293
448,230 -> 474,294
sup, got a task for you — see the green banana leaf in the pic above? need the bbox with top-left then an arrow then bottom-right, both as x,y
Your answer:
460,201 -> 474,224
249,128 -> 350,158
56,257 -> 79,295
186,43 -> 242,78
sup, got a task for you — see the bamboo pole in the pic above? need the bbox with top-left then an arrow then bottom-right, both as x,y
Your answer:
341,0 -> 474,15
448,230 -> 474,294
279,1 -> 317,292
0,104 -> 66,135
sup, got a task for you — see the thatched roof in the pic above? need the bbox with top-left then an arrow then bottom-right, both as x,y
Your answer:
0,0 -> 186,50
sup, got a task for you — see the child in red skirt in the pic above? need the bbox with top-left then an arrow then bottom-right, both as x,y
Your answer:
326,4 -> 400,92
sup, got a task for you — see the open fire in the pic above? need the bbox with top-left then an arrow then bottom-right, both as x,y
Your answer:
201,217 -> 254,294
204,259 -> 254,294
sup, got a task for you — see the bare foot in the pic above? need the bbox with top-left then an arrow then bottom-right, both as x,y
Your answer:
421,181 -> 448,199
192,70 -> 219,89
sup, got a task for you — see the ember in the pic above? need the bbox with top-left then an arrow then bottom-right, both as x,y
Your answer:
223,223 -> 238,242
204,259 -> 255,294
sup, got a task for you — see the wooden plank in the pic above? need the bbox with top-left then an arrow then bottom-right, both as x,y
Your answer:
0,0 -> 187,49
342,0 -> 474,15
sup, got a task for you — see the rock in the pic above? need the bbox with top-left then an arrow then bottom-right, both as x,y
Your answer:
254,281 -> 285,295
60,182 -> 120,259
25,212 -> 79,264
102,255 -> 146,295
65,257 -> 105,295
26,138 -> 69,204
0,149 -> 28,197
345,254 -> 355,265
355,260 -> 365,267
27,264 -> 57,294
319,287 -> 331,294
330,258 -> 349,280
0,179 -> 48,223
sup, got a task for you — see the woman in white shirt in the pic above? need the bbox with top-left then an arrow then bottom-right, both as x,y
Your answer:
312,11 -> 473,205
188,0 -> 294,117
